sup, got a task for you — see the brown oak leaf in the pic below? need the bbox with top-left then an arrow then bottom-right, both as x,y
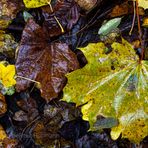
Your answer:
15,19 -> 79,102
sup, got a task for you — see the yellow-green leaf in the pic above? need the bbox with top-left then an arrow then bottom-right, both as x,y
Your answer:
62,39 -> 148,143
23,0 -> 49,8
138,0 -> 148,9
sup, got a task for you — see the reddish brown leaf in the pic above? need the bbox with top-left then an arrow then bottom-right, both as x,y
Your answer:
0,93 -> 7,116
42,0 -> 80,37
15,19 -> 79,102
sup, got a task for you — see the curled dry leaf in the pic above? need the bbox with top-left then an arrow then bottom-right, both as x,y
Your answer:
15,19 -> 79,102
0,0 -> 24,29
0,93 -> 7,116
74,0 -> 97,10
42,0 -> 80,37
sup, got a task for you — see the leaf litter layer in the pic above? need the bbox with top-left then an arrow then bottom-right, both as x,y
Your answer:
0,0 -> 148,147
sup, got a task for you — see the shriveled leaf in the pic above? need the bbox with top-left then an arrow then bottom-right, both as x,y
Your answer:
0,93 -> 7,115
23,0 -> 48,8
16,19 -> 79,102
62,39 -> 148,143
0,31 -> 18,58
0,125 -> 7,145
0,0 -> 24,29
109,1 -> 129,17
0,125 -> 18,147
42,0 -> 80,37
74,0 -> 97,10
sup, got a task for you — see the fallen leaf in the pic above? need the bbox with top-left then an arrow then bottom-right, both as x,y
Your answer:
143,17 -> 148,27
23,0 -> 48,8
0,93 -> 7,116
0,125 -> 7,145
138,0 -> 148,9
0,62 -> 16,87
62,39 -> 148,143
42,0 -> 80,37
74,0 -> 97,10
109,1 -> 129,17
15,19 -> 79,102
0,31 -> 18,58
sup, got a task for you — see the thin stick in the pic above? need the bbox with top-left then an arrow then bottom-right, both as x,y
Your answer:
136,0 -> 144,62
129,1 -> 136,35
16,75 -> 40,85
47,1 -> 64,33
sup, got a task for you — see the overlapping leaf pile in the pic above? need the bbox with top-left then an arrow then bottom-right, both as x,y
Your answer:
16,19 -> 79,102
63,39 -> 148,143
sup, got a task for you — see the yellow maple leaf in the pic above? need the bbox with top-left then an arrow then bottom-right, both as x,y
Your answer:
0,63 -> 16,87
133,0 -> 148,9
139,0 -> 148,9
23,0 -> 50,8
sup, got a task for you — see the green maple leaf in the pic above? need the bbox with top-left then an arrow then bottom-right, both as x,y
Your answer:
62,39 -> 148,143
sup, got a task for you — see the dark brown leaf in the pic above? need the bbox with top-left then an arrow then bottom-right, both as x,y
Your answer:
42,0 -> 80,37
15,19 -> 79,101
0,93 -> 7,116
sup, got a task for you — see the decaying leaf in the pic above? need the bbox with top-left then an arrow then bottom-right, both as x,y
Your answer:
0,125 -> 7,146
109,1 -> 130,17
42,0 -> 80,37
62,39 -> 148,143
0,31 -> 18,58
74,0 -> 97,10
33,102 -> 81,147
0,62 -> 16,95
16,19 -> 79,102
0,0 -> 24,29
0,125 -> 18,147
0,93 -> 7,116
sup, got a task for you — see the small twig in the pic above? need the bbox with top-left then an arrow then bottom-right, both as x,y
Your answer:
16,75 -> 40,85
129,0 -> 136,35
136,0 -> 144,62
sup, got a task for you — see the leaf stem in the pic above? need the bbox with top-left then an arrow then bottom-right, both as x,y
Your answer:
136,0 -> 144,62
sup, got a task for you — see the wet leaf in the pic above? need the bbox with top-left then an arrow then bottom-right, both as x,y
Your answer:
15,19 -> 79,101
42,0 -> 80,37
0,31 -> 18,58
63,39 -> 148,143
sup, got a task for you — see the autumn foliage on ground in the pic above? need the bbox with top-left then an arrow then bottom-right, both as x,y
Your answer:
0,0 -> 148,147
